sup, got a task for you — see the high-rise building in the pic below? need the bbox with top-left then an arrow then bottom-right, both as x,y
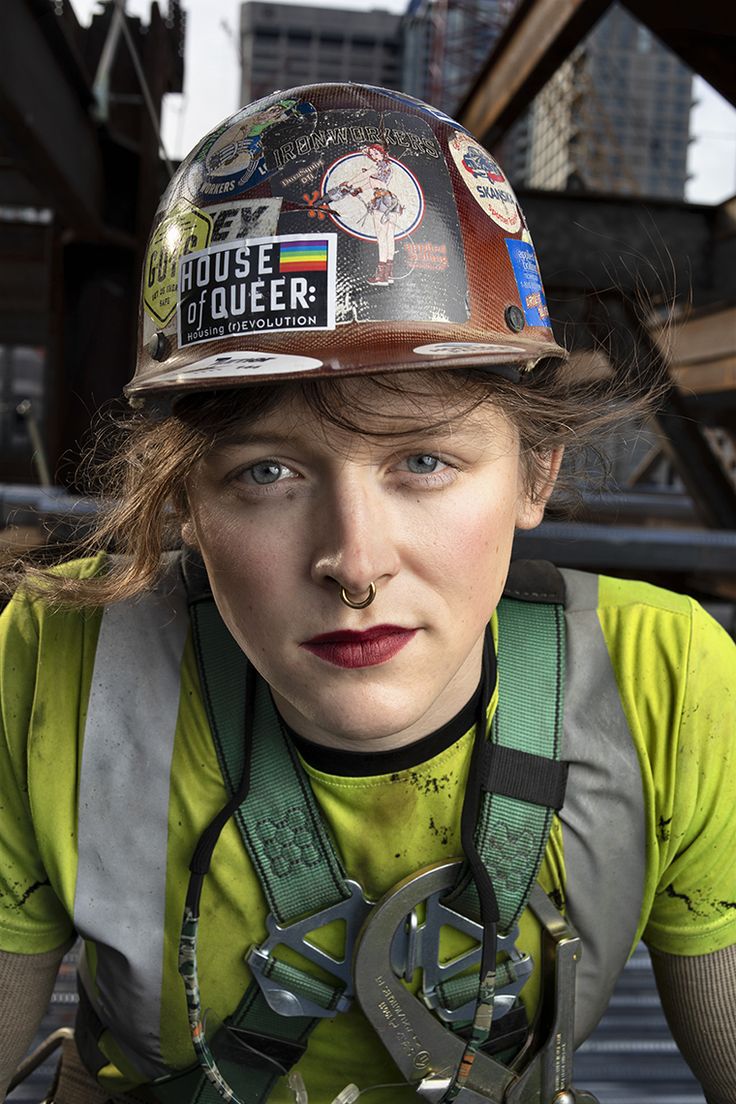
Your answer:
240,2 -> 402,104
401,0 -> 515,112
401,1 -> 694,200
523,5 -> 693,198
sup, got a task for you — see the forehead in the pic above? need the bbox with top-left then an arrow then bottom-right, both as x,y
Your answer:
210,373 -> 517,447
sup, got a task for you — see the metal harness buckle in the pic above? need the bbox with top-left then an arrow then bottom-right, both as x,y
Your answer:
247,880 -> 372,1018
390,887 -> 533,1024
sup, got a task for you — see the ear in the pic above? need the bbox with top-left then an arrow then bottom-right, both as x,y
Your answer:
515,447 -> 564,530
180,516 -> 200,551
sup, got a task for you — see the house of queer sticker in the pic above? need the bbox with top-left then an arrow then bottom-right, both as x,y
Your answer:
177,234 -> 337,347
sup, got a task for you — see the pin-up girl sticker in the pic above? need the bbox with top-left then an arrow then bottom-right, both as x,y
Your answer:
319,145 -> 425,286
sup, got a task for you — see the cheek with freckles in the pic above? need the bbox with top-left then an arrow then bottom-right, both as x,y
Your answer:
410,477 -> 521,624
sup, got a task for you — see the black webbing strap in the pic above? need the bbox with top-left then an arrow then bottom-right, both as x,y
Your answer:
480,743 -> 569,810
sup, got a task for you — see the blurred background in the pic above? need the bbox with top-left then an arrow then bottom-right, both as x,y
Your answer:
2,0 -> 735,1100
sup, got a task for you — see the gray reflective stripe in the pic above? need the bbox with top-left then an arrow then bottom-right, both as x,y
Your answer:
558,568 -> 646,1044
74,561 -> 189,1079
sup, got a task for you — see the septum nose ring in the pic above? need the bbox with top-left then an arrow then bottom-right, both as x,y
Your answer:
339,582 -> 377,609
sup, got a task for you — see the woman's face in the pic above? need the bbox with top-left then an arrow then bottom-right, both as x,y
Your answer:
183,378 -> 559,752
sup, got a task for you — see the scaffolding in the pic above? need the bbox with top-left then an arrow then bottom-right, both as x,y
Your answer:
420,0 -> 519,113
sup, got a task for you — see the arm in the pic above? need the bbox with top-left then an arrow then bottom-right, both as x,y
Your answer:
0,942 -> 68,1097
633,598 -> 736,1102
0,591 -> 79,1098
650,944 -> 736,1104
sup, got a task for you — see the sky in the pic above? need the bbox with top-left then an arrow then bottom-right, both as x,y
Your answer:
69,0 -> 736,204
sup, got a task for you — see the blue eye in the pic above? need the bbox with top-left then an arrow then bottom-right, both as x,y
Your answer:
406,455 -> 442,474
249,461 -> 284,485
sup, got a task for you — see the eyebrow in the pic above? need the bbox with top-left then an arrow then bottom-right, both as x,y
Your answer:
208,430 -> 301,451
207,417 -> 488,455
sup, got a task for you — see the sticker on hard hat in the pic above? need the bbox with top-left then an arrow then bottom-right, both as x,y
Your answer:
448,132 -> 521,234
414,342 -> 527,356
177,234 -> 337,348
363,88 -> 473,134
208,198 -> 282,243
143,201 -> 213,327
181,99 -> 316,201
146,352 -> 323,384
266,109 -> 469,325
505,240 -> 551,328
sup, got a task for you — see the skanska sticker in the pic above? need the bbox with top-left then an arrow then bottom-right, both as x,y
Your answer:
505,239 -> 551,327
177,234 -> 337,348
448,131 -> 521,234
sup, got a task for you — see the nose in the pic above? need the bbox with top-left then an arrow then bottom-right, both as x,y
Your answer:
310,475 -> 400,596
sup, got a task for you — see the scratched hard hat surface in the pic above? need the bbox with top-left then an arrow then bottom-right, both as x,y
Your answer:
129,83 -> 567,399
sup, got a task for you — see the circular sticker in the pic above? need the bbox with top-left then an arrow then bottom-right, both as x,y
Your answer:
320,150 -> 425,242
414,342 -> 526,357
184,99 -> 316,201
448,132 -> 521,233
151,353 -> 323,383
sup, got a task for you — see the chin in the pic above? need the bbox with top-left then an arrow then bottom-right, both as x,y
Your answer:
293,684 -> 433,746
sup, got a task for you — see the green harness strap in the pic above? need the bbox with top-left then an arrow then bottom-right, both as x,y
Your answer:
144,558 -> 566,1104
191,597 -> 352,925
445,590 -> 566,933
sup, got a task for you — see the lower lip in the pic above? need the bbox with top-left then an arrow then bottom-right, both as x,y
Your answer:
302,630 -> 417,668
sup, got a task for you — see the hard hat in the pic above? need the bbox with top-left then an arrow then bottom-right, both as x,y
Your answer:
128,83 -> 566,401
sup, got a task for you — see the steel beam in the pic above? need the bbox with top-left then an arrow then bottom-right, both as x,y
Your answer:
514,522 -> 736,573
519,189 -> 720,302
458,0 -> 613,146
570,491 -> 696,522
0,0 -> 104,237
588,294 -> 736,529
459,0 -> 735,146
620,0 -> 736,106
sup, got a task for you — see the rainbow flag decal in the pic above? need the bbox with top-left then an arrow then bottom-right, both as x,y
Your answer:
177,233 -> 337,347
280,238 -> 329,272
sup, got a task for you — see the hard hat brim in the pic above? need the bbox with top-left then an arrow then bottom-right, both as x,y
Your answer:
126,331 -> 567,400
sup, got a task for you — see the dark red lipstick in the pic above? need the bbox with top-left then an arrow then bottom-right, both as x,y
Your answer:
301,624 -> 417,668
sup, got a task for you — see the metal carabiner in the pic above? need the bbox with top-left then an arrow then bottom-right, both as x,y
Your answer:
353,860 -> 600,1104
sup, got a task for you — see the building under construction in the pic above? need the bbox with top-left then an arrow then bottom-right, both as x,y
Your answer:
401,0 -> 694,200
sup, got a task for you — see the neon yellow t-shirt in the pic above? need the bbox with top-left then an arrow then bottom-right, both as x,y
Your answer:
0,556 -> 735,1102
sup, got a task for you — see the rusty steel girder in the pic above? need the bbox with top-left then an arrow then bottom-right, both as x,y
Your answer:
458,0 -> 613,146
458,0 -> 736,147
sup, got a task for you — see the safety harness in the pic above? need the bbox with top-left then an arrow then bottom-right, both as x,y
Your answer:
77,558 -> 569,1104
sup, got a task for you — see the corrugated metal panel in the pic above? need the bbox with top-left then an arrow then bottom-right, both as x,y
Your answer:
575,944 -> 706,1102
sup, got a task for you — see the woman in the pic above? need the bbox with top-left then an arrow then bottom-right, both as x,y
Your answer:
1,85 -> 734,1104
329,143 -> 402,285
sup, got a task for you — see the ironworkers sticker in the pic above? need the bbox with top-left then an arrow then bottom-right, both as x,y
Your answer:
505,240 -> 551,327
268,109 -> 469,325
448,131 -> 521,234
183,99 -> 316,201
177,234 -> 337,348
